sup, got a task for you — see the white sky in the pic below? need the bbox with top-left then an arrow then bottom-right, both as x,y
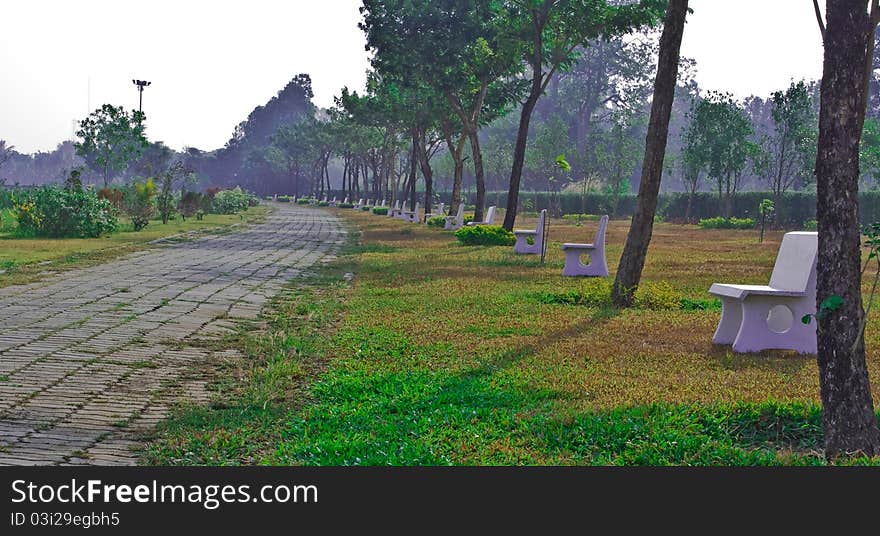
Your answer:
0,0 -> 826,154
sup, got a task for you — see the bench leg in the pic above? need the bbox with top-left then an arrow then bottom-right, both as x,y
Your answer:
562,249 -> 586,276
731,296 -> 817,354
713,296 -> 742,345
562,248 -> 607,277
514,235 -> 538,254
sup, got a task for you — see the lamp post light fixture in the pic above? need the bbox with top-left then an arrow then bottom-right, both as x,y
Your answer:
132,79 -> 151,114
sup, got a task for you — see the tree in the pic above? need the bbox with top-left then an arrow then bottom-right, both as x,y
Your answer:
525,114 -> 574,215
680,92 -> 756,218
763,81 -> 817,206
611,0 -> 689,308
593,111 -> 644,217
75,104 -> 148,186
0,140 -> 13,171
359,0 -> 522,219
811,0 -> 880,458
499,0 -> 665,231
157,161 -> 194,224
271,121 -> 316,197
859,117 -> 880,186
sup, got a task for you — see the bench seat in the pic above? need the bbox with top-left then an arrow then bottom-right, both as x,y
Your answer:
709,284 -> 806,299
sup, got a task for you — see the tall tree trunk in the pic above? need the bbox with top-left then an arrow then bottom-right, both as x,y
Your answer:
815,0 -> 880,458
416,128 -> 434,216
445,131 -> 467,217
611,0 -> 688,307
503,95 -> 540,231
470,130 -> 486,222
409,132 -> 418,211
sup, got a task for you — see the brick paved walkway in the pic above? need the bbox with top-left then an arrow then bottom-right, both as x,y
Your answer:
0,204 -> 345,465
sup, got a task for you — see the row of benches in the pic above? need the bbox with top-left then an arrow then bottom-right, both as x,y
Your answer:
341,199 -> 818,355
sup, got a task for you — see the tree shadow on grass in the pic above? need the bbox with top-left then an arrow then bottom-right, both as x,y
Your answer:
706,343 -> 813,374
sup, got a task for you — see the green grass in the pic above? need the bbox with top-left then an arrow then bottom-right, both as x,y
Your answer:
0,206 -> 268,287
141,210 -> 880,466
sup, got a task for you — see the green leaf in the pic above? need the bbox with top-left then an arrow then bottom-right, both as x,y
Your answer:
820,295 -> 844,312
801,314 -> 812,325
555,154 -> 571,172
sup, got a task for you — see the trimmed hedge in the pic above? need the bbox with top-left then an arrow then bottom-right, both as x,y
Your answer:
372,207 -> 388,215
698,217 -> 755,230
454,224 -> 515,246
426,215 -> 445,227
317,189 -> 880,226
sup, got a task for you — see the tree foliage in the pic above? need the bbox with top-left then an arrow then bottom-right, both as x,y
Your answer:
75,104 -> 148,186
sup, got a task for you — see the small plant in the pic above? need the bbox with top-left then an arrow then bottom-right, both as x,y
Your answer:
698,217 -> 755,230
338,203 -> 355,209
318,201 -> 330,207
277,196 -> 292,203
803,219 -> 817,231
454,225 -> 515,246
634,281 -> 682,311
758,199 -> 775,242
361,205 -> 371,211
463,215 -> 474,225
426,215 -> 445,227
124,178 -> 157,231
212,187 -> 250,214
178,191 -> 203,221
372,207 -> 389,215
97,187 -> 125,212
296,198 -> 312,205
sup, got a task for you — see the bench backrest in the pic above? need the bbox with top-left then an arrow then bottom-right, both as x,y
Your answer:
454,203 -> 464,223
536,209 -> 546,235
769,232 -> 818,292
594,215 -> 609,249
484,206 -> 496,224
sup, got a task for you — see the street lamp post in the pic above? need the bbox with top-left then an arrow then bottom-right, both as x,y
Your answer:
132,79 -> 151,114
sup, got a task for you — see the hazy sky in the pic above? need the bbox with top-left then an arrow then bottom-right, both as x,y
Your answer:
0,0 -> 826,154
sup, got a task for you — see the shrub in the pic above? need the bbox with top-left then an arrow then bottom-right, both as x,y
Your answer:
247,193 -> 260,207
97,187 -> 125,212
372,207 -> 388,215
562,213 -> 601,224
124,179 -> 157,231
178,191 -> 203,220
463,215 -> 474,225
698,217 -> 755,230
361,205 -> 371,211
14,185 -> 118,238
296,198 -> 311,205
319,201 -> 330,207
212,187 -> 250,214
803,219 -> 817,231
277,196 -> 292,203
454,225 -> 515,246
535,280 -> 709,311
338,203 -> 354,209
534,279 -> 612,307
633,281 -> 682,310
426,215 -> 445,227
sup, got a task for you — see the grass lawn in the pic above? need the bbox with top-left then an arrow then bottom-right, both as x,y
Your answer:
142,207 -> 880,466
0,205 -> 269,288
